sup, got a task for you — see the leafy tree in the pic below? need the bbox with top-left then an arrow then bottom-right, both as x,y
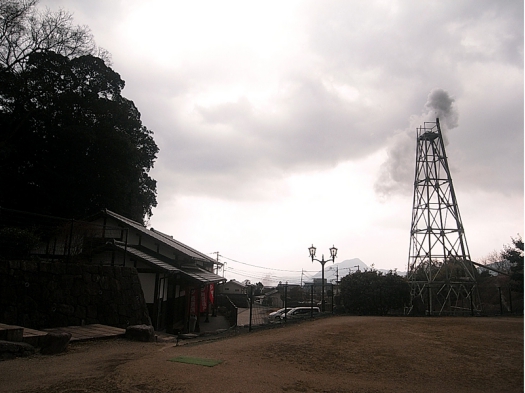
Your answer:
253,282 -> 264,296
0,51 -> 158,222
410,257 -> 480,283
340,270 -> 410,315
0,0 -> 108,72
501,236 -> 524,293
287,286 -> 305,304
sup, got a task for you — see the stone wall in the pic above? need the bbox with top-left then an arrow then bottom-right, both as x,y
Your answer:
0,260 -> 151,329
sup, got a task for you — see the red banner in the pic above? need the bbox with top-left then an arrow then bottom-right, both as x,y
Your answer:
200,286 -> 207,313
189,288 -> 197,315
208,283 -> 215,303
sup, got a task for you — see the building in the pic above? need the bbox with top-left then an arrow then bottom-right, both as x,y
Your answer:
219,279 -> 247,295
32,209 -> 227,333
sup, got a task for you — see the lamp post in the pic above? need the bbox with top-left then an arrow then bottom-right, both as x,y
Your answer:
309,244 -> 337,312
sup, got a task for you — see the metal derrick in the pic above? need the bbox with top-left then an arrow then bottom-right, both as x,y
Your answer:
407,118 -> 481,315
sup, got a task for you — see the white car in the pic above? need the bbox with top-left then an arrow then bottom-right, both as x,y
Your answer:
268,307 -> 293,320
280,306 -> 320,320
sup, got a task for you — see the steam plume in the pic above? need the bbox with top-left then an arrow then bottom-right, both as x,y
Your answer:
374,89 -> 459,197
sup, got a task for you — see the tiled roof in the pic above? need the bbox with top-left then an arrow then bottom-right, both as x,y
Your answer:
102,209 -> 216,264
181,265 -> 227,284
113,243 -> 225,284
114,243 -> 180,273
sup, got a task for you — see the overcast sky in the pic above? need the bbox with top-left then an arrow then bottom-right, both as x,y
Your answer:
42,0 -> 524,285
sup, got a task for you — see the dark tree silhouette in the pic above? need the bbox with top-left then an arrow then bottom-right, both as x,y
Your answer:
340,270 -> 410,315
502,236 -> 524,293
0,51 -> 158,222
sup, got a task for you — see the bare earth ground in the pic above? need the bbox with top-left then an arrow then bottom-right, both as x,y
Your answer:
0,316 -> 522,393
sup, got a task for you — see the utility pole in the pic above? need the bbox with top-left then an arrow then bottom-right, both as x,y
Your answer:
211,251 -> 220,275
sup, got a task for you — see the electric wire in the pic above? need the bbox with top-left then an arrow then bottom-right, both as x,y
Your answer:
219,254 -> 318,273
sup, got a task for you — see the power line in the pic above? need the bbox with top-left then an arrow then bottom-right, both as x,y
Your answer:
220,254 -> 318,273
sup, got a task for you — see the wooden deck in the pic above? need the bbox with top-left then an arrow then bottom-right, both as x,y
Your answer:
22,327 -> 49,347
43,324 -> 126,342
1,323 -> 125,346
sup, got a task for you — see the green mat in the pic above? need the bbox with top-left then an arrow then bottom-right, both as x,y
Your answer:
168,356 -> 223,367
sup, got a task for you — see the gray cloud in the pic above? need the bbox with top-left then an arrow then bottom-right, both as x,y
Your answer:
39,0 -> 524,204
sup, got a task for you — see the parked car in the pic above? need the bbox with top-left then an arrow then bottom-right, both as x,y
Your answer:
280,306 -> 320,320
268,307 -> 293,320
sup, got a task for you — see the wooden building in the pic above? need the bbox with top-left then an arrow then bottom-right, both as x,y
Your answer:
82,209 -> 226,333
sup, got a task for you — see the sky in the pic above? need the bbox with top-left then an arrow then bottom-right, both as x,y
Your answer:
41,0 -> 524,285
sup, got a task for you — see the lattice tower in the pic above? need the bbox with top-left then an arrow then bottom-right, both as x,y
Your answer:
407,118 -> 481,315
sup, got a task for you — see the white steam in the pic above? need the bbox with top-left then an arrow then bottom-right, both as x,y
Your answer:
374,88 -> 459,197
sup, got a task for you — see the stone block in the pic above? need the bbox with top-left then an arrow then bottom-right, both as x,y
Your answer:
109,279 -> 121,292
8,260 -> 20,269
83,272 -> 92,284
86,305 -> 98,319
38,262 -> 51,272
99,276 -> 110,290
0,325 -> 23,342
67,317 -> 81,326
51,262 -> 66,275
46,280 -> 58,291
74,305 -> 87,319
0,260 -> 9,273
21,260 -> 38,272
0,340 -> 35,360
57,304 -> 75,315
101,265 -> 113,276
66,264 -> 83,276
86,265 -> 100,274
125,325 -> 154,342
61,282 -> 73,294
40,332 -> 71,355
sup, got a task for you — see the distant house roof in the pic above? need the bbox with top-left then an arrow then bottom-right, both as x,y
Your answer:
228,279 -> 246,287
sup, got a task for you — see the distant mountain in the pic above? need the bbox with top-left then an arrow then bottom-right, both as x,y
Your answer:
312,258 -> 369,283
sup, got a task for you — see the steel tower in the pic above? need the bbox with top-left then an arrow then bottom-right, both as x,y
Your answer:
407,118 -> 481,315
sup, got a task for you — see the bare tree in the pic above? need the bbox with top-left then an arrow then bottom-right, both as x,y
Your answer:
479,250 -> 512,274
0,0 -> 108,72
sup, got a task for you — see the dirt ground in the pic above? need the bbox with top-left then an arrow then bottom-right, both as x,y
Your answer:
0,316 -> 522,393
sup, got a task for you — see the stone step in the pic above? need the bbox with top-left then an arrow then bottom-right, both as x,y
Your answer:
0,323 -> 49,346
0,323 -> 24,342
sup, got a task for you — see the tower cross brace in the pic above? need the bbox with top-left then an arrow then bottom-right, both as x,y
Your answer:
407,118 -> 481,315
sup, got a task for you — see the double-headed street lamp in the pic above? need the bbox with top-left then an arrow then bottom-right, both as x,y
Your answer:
308,244 -> 338,312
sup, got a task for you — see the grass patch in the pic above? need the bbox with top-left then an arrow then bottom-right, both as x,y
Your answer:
168,356 -> 223,367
